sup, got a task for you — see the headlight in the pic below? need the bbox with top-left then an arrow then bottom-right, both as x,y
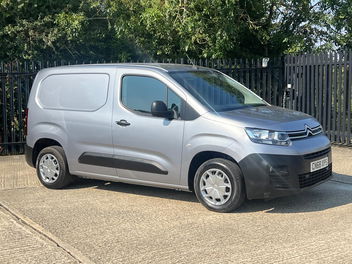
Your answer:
245,128 -> 291,146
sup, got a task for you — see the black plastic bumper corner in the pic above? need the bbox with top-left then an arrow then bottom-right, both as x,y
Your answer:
239,149 -> 332,200
25,144 -> 35,168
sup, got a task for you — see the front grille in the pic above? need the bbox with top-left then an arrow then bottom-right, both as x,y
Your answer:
298,164 -> 332,188
288,125 -> 323,140
303,147 -> 331,160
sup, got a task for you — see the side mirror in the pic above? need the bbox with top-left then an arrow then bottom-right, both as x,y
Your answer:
151,101 -> 173,119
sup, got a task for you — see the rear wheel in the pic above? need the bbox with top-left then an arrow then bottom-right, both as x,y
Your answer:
194,158 -> 245,213
36,146 -> 74,189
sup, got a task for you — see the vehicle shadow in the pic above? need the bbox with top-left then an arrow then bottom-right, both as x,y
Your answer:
238,180 -> 352,214
69,178 -> 352,214
69,178 -> 198,203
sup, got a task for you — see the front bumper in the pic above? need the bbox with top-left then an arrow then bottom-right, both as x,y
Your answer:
239,147 -> 332,200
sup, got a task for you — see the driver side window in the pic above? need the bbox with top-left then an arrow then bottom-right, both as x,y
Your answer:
121,75 -> 182,118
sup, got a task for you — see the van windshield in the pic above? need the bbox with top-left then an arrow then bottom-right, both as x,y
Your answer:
169,70 -> 267,112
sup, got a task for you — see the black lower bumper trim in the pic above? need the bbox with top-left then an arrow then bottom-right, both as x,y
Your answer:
299,164 -> 332,188
239,151 -> 332,200
25,144 -> 35,167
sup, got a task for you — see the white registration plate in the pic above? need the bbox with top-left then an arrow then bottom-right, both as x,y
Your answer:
310,157 -> 329,172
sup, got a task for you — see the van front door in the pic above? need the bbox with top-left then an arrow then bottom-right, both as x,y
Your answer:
112,70 -> 185,186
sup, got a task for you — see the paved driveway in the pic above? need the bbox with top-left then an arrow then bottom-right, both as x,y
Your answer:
0,146 -> 352,263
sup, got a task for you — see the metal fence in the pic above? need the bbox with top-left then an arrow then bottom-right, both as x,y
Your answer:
1,61 -> 37,155
0,53 -> 351,155
284,51 -> 352,146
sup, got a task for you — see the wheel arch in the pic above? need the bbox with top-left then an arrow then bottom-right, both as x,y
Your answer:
187,151 -> 239,192
32,138 -> 63,166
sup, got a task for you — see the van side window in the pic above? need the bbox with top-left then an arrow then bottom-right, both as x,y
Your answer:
38,73 -> 109,111
121,76 -> 182,118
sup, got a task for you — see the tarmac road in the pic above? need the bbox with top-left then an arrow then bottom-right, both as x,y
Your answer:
0,178 -> 351,263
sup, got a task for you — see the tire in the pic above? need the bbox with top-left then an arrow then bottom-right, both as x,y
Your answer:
36,146 -> 74,189
194,158 -> 245,213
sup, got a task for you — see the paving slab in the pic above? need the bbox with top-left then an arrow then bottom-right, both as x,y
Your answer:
0,180 -> 351,264
0,206 -> 78,264
0,145 -> 351,263
0,155 -> 41,190
331,146 -> 352,184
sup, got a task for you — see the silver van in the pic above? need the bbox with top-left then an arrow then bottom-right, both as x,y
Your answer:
25,64 -> 332,212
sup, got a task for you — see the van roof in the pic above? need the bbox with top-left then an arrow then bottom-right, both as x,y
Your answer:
45,63 -> 211,73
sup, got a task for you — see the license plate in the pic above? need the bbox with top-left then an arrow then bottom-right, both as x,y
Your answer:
310,157 -> 329,172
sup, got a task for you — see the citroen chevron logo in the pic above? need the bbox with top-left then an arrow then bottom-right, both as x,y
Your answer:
289,124 -> 321,140
304,124 -> 313,136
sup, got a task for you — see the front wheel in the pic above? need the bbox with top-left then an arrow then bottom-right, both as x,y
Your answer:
194,158 -> 245,213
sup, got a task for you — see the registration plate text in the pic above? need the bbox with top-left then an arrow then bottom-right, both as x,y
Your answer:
310,157 -> 329,172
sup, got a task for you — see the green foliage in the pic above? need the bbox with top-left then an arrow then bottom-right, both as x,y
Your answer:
321,0 -> 352,49
0,0 -> 134,61
0,0 -> 349,61
109,0 -> 332,58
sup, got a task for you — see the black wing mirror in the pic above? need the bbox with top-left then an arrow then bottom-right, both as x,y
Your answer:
151,101 -> 173,119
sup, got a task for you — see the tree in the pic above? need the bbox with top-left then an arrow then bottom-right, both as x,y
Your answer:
0,0 -> 134,61
321,0 -> 352,49
107,0 -> 331,59
0,0 -> 342,61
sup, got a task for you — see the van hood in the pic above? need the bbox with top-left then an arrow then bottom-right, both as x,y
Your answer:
205,105 -> 320,131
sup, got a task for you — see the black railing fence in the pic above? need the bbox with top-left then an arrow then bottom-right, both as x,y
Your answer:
284,52 -> 352,145
0,53 -> 351,155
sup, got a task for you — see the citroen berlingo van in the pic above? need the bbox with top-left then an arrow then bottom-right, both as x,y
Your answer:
25,64 -> 332,212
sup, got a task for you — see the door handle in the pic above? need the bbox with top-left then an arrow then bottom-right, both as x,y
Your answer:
116,119 -> 131,126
